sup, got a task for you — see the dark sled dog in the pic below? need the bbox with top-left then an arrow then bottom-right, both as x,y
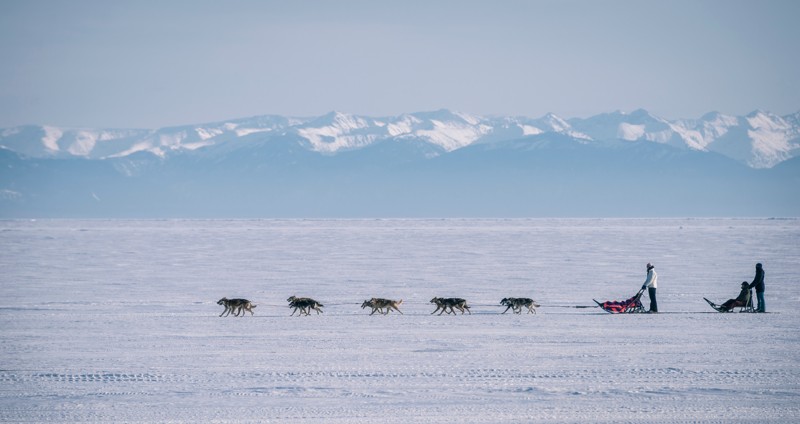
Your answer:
217,297 -> 256,317
287,296 -> 324,316
430,297 -> 471,315
361,298 -> 404,315
500,297 -> 540,314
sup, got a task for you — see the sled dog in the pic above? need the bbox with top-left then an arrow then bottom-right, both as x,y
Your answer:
217,297 -> 256,317
430,297 -> 471,315
500,297 -> 540,314
361,298 -> 404,315
287,296 -> 324,316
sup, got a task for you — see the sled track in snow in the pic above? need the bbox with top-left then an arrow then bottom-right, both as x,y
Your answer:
2,367 -> 798,423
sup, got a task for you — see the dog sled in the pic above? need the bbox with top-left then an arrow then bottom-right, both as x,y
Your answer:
593,289 -> 647,314
703,290 -> 755,313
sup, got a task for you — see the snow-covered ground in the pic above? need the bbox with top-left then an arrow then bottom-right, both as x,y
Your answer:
1,218 -> 798,423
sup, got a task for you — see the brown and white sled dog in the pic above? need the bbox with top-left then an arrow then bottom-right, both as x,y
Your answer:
430,297 -> 471,315
287,296 -> 324,316
361,298 -> 404,315
217,297 -> 256,317
500,297 -> 540,314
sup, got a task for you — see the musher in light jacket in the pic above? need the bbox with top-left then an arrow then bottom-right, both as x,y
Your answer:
641,263 -> 658,313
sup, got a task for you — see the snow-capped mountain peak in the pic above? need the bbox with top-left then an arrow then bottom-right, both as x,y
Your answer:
746,110 -> 789,132
293,111 -> 379,152
539,113 -> 570,132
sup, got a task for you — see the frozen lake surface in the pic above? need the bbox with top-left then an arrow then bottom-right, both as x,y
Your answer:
1,218 -> 799,423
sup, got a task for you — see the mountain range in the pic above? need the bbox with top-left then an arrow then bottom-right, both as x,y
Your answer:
2,108 -> 799,168
1,109 -> 798,218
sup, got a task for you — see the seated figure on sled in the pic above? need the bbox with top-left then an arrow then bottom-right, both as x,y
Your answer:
704,282 -> 754,313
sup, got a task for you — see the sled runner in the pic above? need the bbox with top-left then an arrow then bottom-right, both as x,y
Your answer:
593,289 -> 646,314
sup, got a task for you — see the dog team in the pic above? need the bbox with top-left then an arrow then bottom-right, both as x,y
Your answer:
216,296 -> 539,317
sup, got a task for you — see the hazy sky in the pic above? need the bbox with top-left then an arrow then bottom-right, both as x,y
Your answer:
0,0 -> 798,128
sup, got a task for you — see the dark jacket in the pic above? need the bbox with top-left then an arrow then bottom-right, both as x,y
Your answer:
749,266 -> 765,293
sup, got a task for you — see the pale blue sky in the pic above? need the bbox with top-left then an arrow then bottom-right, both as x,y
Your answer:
0,0 -> 798,128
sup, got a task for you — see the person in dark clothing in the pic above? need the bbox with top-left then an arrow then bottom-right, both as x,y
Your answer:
719,282 -> 751,312
748,263 -> 765,312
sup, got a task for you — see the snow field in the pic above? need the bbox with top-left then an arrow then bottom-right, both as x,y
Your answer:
1,219 -> 798,423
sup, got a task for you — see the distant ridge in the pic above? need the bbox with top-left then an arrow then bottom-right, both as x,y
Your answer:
1,109 -> 799,218
2,108 -> 798,169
